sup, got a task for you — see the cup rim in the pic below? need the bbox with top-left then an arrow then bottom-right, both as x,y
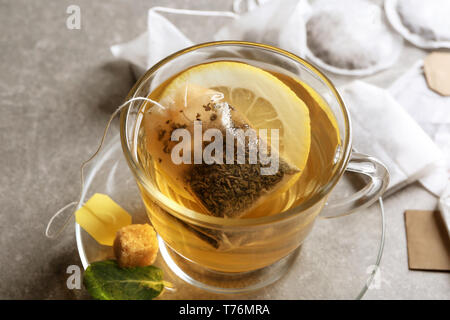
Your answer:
120,40 -> 352,229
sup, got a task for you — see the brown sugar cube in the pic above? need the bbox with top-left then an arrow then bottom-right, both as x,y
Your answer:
113,224 -> 159,268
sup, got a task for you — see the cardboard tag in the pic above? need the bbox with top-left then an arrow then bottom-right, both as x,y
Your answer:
404,210 -> 450,271
75,193 -> 132,246
424,52 -> 450,96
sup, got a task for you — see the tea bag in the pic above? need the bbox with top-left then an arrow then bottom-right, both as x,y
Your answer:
385,0 -> 450,49
339,81 -> 444,195
144,83 -> 300,219
389,60 -> 450,196
112,2 -> 312,79
111,7 -> 235,79
215,0 -> 310,57
305,0 -> 403,76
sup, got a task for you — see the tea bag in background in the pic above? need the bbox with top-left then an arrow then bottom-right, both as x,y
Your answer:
389,60 -> 450,196
111,8 -> 235,79
339,81 -> 444,195
111,0 -> 402,79
305,0 -> 403,76
215,0 -> 310,57
385,0 -> 450,49
143,82 -> 301,219
112,1 -> 312,80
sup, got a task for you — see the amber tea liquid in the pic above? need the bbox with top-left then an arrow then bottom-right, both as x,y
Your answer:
135,61 -> 341,272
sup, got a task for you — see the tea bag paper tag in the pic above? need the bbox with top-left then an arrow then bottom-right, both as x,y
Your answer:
75,193 -> 132,246
424,52 -> 450,97
404,210 -> 450,271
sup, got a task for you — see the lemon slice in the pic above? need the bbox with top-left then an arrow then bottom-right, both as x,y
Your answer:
292,78 -> 340,140
160,61 -> 311,172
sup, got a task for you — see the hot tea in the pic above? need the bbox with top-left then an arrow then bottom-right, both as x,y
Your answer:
134,60 -> 341,272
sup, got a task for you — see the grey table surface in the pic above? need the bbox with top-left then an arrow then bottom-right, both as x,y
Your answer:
0,0 -> 449,299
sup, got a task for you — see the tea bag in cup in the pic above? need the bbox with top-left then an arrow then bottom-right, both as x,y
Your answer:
143,83 -> 301,219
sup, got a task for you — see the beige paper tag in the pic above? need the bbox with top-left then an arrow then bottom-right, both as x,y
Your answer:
404,210 -> 450,271
423,52 -> 450,97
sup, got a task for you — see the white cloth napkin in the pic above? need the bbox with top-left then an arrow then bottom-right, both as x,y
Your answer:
110,5 -> 447,197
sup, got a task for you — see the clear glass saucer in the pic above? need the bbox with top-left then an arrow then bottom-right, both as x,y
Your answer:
75,132 -> 385,299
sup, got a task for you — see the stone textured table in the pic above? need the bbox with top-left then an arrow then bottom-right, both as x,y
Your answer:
0,0 -> 448,299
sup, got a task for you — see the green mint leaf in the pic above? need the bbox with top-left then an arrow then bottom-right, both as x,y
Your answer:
83,260 -> 165,300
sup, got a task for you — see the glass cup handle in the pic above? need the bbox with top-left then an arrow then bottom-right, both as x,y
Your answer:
320,152 -> 390,219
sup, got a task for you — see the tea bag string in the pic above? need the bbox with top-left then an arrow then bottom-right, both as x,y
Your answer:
45,97 -> 166,239
151,6 -> 238,19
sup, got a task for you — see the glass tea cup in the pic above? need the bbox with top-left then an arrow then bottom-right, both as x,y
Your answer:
120,41 -> 389,293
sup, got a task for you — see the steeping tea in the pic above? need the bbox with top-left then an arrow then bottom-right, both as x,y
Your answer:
140,62 -> 307,218
134,59 -> 341,271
